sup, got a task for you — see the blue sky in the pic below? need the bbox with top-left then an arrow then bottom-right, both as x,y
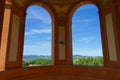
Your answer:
72,4 -> 102,57
23,4 -> 103,57
24,5 -> 51,55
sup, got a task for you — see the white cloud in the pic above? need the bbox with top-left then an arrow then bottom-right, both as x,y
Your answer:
25,29 -> 51,36
72,19 -> 93,23
78,37 -> 94,42
31,29 -> 51,34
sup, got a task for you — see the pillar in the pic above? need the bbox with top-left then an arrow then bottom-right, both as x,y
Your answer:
112,0 -> 120,61
53,13 -> 72,65
0,0 -> 12,71
5,5 -> 26,69
99,0 -> 120,68
0,0 -> 26,70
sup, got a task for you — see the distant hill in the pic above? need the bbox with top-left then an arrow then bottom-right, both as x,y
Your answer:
23,55 -> 51,61
73,55 -> 102,59
23,55 -> 102,61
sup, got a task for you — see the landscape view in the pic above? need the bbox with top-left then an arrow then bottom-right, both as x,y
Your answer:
23,4 -> 103,67
23,55 -> 103,67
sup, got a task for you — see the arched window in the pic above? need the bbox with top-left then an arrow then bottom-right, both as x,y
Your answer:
23,5 -> 52,67
72,4 -> 103,66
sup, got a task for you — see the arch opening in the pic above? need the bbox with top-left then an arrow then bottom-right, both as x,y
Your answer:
72,4 -> 103,66
23,5 -> 52,67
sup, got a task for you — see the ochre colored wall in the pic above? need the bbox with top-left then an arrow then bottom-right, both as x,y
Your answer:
0,0 -> 5,46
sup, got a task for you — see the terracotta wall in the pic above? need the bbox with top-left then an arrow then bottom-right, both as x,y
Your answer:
0,0 -> 5,46
0,66 -> 120,80
0,66 -> 106,80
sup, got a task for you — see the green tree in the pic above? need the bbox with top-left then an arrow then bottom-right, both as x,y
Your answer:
23,58 -> 52,67
73,57 -> 103,66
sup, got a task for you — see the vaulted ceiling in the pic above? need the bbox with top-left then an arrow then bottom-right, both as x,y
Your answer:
13,0 -> 110,8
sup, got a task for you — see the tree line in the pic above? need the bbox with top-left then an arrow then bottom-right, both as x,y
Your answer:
23,57 -> 103,67
23,58 -> 51,67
